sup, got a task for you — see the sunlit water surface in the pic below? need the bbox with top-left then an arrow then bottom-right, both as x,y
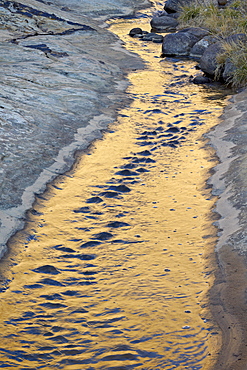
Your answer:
0,15 -> 230,370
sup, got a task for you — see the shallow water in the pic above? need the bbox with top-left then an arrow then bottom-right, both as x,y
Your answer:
0,15 -> 230,370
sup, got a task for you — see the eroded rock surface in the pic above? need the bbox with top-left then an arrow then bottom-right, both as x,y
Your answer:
0,0 -> 147,249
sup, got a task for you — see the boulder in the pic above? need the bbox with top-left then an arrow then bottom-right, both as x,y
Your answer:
199,41 -> 223,76
142,33 -> 164,43
225,33 -> 247,44
162,27 -> 209,56
179,27 -> 209,38
192,75 -> 211,84
222,59 -> 236,83
129,27 -> 143,37
151,15 -> 178,32
164,0 -> 193,13
190,35 -> 217,58
200,34 -> 247,78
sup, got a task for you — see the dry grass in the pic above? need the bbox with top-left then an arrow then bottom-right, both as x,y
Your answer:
179,0 -> 246,37
179,0 -> 247,86
216,40 -> 247,86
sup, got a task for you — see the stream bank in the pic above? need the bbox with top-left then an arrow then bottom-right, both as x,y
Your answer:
206,88 -> 247,369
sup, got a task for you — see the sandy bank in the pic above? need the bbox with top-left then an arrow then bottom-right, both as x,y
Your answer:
208,88 -> 247,369
0,0 -> 150,256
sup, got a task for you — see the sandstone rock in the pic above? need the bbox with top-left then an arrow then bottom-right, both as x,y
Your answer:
150,15 -> 178,32
162,27 -> 209,56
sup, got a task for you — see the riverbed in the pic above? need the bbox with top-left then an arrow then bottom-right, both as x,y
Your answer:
0,12 -> 231,370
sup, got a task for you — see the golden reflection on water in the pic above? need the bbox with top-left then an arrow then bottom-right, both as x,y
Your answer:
0,17 -> 229,370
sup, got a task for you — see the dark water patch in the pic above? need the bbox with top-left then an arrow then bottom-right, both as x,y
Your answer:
140,130 -> 157,136
22,311 -> 35,318
54,246 -> 76,253
40,302 -> 67,309
107,221 -> 130,228
47,335 -> 69,343
92,232 -> 113,241
86,196 -> 103,204
33,265 -> 60,275
162,142 -> 177,148
101,353 -> 138,361
123,163 -> 136,169
169,139 -> 180,145
59,253 -> 96,261
73,206 -> 91,213
115,169 -> 139,176
166,126 -> 180,133
71,308 -> 89,314
100,191 -> 121,198
158,133 -> 174,138
38,278 -> 64,286
77,280 -> 97,285
51,326 -> 64,333
61,290 -> 80,296
80,241 -> 102,248
61,349 -> 84,355
40,293 -> 63,300
136,135 -> 149,140
132,157 -> 155,163
24,284 -> 43,289
111,239 -> 144,244
143,108 -> 165,115
136,167 -> 149,173
172,120 -> 183,125
85,215 -> 99,220
82,270 -> 98,275
108,185 -> 131,193
29,208 -> 43,216
137,140 -> 155,146
26,234 -> 38,242
137,150 -> 151,156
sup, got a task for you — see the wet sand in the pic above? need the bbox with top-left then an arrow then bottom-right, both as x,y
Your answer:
209,89 -> 247,369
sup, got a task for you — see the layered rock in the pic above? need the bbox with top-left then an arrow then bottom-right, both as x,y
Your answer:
0,0 -> 147,250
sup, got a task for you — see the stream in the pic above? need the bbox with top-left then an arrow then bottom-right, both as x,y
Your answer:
0,13 -> 231,370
